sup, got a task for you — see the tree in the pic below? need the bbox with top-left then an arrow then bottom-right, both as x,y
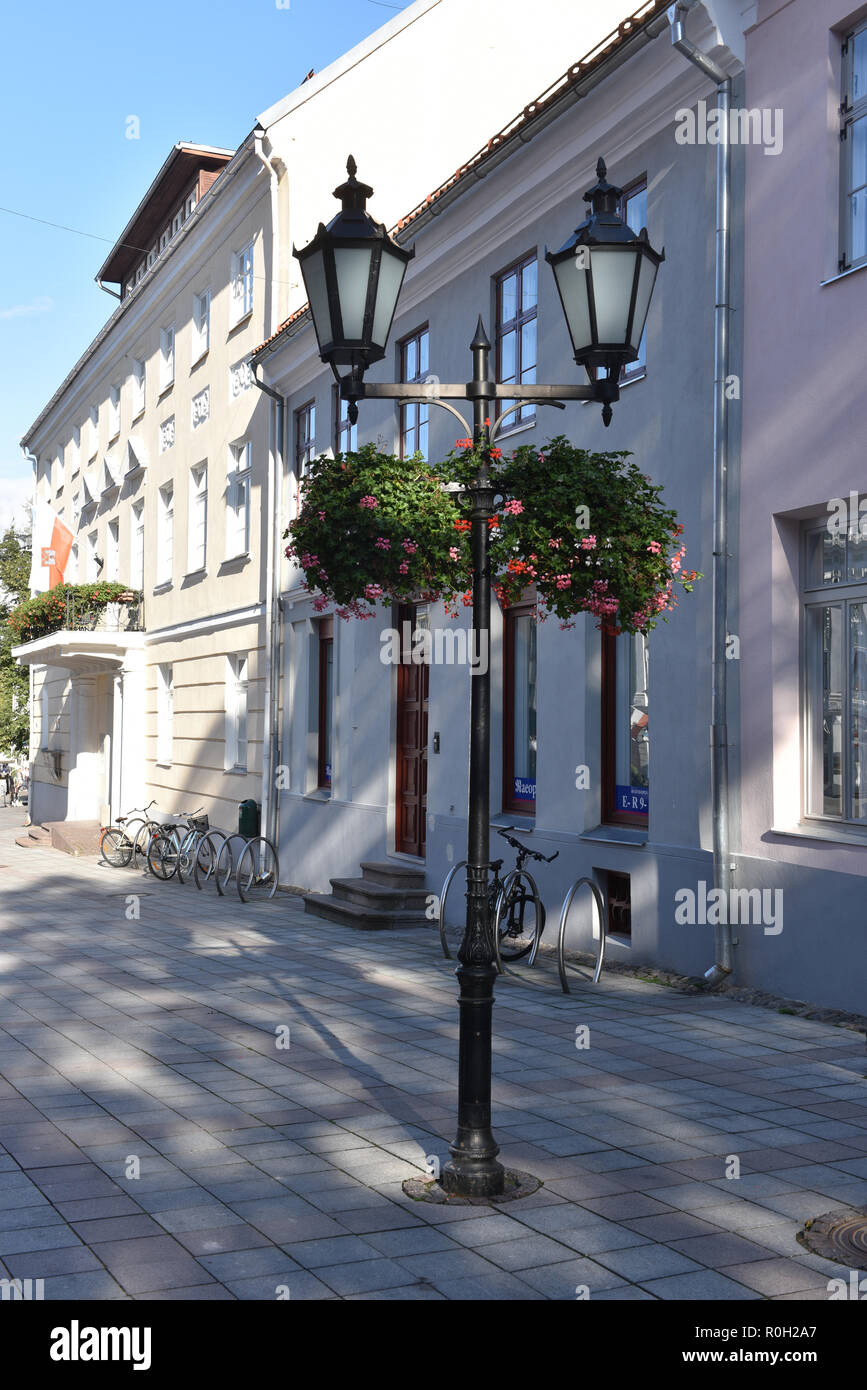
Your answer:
0,525 -> 32,755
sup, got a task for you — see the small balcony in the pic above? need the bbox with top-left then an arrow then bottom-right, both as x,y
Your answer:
11,586 -> 145,673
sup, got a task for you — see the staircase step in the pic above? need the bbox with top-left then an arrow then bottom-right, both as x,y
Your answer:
15,835 -> 36,848
29,826 -> 52,842
359,860 -> 426,890
302,892 -> 428,931
330,877 -> 430,911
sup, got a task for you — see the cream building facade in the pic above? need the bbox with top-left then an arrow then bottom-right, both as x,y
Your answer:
17,0 -> 641,839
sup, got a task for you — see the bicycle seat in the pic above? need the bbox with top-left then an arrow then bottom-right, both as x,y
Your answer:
490,858 -> 504,872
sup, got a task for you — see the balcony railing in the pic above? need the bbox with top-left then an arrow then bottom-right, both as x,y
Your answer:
64,591 -> 145,634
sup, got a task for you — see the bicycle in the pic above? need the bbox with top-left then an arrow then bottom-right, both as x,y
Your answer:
147,809 -> 219,882
438,826 -> 559,965
99,799 -> 158,868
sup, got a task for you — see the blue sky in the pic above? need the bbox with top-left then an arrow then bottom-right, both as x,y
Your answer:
0,0 -> 412,531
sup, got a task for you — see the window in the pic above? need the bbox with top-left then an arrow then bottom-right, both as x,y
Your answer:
106,520 -> 119,582
68,542 -> 78,583
132,358 -> 146,418
399,327 -> 429,460
87,531 -> 99,583
156,663 -> 173,766
619,179 -> 648,381
157,483 -> 174,585
231,241 -> 254,324
188,463 -> 208,572
89,405 -> 99,460
318,617 -> 334,789
602,630 -> 649,825
295,402 -> 316,477
802,514 -> 867,825
109,384 -> 121,439
841,23 -> 867,271
54,446 -> 65,493
193,289 -> 210,361
160,325 -> 175,391
227,442 -> 251,557
72,490 -> 81,527
70,426 -> 81,475
131,501 -> 145,588
503,598 -> 537,813
225,654 -> 249,771
335,391 -> 356,455
495,255 -> 537,431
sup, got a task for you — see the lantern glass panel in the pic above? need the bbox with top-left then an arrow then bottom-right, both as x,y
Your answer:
554,257 -> 592,355
371,250 -> 406,349
630,254 -> 658,353
302,248 -> 332,349
590,246 -> 638,343
334,246 -> 374,340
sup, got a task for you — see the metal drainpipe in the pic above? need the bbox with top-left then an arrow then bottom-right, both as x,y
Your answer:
253,365 -> 284,850
669,2 -> 734,983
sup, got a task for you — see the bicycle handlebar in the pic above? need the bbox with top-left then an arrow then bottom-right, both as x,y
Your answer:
495,826 -> 559,864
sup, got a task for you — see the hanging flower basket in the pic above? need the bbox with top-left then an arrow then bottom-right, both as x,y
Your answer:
7,582 -> 141,645
285,437 -> 700,636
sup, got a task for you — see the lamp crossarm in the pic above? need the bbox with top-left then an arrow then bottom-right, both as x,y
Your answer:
345,382 -> 596,403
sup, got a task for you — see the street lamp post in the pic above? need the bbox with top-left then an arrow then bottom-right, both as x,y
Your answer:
294,156 -> 663,1200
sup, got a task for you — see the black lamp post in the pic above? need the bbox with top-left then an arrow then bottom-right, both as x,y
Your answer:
295,157 -> 663,1199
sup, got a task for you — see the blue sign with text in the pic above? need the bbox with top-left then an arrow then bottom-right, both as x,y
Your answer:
513,777 -> 536,802
616,785 -> 648,814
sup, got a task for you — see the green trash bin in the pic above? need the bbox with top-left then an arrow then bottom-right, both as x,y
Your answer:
238,799 -> 260,837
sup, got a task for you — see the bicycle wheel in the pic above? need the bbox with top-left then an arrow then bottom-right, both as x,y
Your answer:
215,834 -> 246,896
236,837 -> 279,902
194,830 -> 227,890
147,828 -> 178,880
133,820 -> 161,867
496,870 -> 544,961
100,827 -> 133,868
176,832 -> 200,885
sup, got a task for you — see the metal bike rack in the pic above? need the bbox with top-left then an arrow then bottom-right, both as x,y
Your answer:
438,860 -> 467,959
557,877 -> 607,993
493,868 -> 543,974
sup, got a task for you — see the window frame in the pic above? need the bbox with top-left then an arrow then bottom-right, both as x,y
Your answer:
840,21 -> 867,273
231,241 -> 255,325
295,401 -> 317,478
801,514 -> 867,829
131,501 -> 145,589
131,358 -> 146,420
494,253 -> 538,433
156,663 -> 174,767
601,629 -> 650,828
157,482 -> 174,586
399,325 -> 430,460
502,595 -> 537,816
159,324 -> 175,392
226,442 -> 252,559
317,616 -> 334,790
193,288 -> 211,362
334,388 -> 357,455
225,653 -> 249,772
188,463 -> 208,573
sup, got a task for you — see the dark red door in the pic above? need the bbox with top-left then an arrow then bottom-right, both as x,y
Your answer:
395,605 -> 428,857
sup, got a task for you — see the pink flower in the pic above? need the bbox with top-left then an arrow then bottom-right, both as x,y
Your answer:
399,561 -> 410,574
317,511 -> 326,522
504,499 -> 523,516
364,583 -> 384,600
359,495 -> 378,510
647,541 -> 662,555
580,535 -> 597,551
555,574 -> 572,591
449,547 -> 460,560
402,539 -> 418,554
374,537 -> 391,550
548,538 -> 561,549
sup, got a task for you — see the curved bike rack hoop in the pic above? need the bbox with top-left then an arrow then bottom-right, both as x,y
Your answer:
493,868 -> 543,974
558,877 -> 607,993
438,860 -> 467,959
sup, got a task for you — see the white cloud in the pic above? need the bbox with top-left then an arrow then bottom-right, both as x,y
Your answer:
0,295 -> 54,321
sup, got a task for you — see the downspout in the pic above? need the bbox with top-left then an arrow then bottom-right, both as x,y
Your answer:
254,364 -> 285,851
97,279 -> 122,300
669,1 -> 734,983
253,128 -> 283,850
21,446 -> 38,819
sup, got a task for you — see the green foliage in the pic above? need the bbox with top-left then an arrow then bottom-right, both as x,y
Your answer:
0,527 -> 32,755
7,582 -> 140,646
285,437 -> 700,636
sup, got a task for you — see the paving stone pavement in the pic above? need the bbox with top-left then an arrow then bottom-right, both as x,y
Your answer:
0,809 -> 866,1301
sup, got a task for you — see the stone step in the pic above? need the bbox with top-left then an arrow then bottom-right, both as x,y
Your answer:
359,860 -> 426,890
42,821 -> 102,857
329,877 -> 430,912
302,892 -> 428,931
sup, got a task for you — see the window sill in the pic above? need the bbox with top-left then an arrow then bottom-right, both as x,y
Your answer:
494,811 -> 534,827
158,383 -> 174,401
220,553 -> 251,574
132,410 -> 145,426
152,582 -> 173,595
581,825 -> 647,847
190,350 -> 209,371
769,822 -> 867,848
820,260 -> 867,288
495,418 -> 536,441
182,568 -> 207,582
154,761 -> 172,770
228,310 -> 253,337
223,766 -> 248,776
304,788 -> 332,802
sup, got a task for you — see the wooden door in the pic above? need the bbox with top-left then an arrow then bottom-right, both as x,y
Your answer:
395,604 -> 429,857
